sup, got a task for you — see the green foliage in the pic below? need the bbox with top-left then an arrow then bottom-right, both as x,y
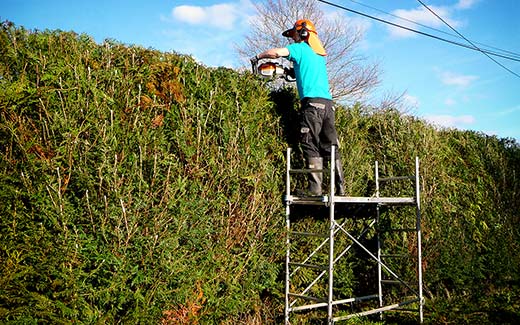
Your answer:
333,106 -> 520,322
1,22 -> 519,323
0,21 -> 285,324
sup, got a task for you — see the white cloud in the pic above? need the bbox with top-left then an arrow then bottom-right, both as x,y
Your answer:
385,1 -> 474,39
162,1 -> 255,67
456,0 -> 478,10
425,114 -> 475,128
495,105 -> 520,117
171,2 -> 247,30
387,5 -> 459,38
444,98 -> 456,106
403,94 -> 420,108
172,5 -> 206,25
440,71 -> 478,87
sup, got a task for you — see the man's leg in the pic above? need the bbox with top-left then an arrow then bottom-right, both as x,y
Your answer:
300,103 -> 324,195
321,104 -> 346,196
307,156 -> 323,196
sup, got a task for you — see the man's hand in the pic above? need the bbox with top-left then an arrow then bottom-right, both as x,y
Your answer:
250,55 -> 259,74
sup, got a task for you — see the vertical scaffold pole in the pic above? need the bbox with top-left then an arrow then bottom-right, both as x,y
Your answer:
375,161 -> 383,317
328,147 -> 336,324
285,148 -> 291,325
415,156 -> 424,323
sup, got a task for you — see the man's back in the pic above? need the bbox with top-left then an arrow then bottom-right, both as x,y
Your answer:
287,42 -> 332,100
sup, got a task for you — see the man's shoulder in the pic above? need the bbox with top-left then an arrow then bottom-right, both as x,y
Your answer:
288,42 -> 311,50
287,42 -> 313,59
286,42 -> 300,52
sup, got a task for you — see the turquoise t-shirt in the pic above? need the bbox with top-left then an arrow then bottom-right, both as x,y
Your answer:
287,42 -> 332,100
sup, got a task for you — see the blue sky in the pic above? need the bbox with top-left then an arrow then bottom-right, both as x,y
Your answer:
3,0 -> 519,141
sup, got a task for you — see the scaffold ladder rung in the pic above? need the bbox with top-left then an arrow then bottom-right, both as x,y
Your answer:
288,293 -> 326,303
332,298 -> 420,322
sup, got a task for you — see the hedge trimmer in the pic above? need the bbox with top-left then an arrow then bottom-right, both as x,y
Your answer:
251,57 -> 296,82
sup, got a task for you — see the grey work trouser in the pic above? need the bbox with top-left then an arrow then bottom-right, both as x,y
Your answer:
299,97 -> 340,160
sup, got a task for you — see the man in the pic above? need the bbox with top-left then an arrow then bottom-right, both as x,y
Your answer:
252,19 -> 345,196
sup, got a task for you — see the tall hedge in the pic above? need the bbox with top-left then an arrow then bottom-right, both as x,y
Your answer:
0,22 -> 287,324
1,22 -> 519,324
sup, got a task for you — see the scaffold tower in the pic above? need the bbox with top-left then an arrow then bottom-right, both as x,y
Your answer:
283,147 -> 424,324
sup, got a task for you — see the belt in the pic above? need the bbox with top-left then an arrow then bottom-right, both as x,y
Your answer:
301,97 -> 331,109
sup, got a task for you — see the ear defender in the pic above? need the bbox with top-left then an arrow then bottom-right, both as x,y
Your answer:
298,21 -> 309,39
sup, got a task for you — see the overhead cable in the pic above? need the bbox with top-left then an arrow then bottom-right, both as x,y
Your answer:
345,0 -> 520,60
316,0 -> 520,64
416,0 -> 520,78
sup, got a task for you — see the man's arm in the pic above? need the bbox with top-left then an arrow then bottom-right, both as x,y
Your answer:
250,47 -> 290,74
257,47 -> 290,59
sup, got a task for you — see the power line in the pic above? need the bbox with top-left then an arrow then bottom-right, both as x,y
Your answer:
416,0 -> 520,78
316,0 -> 520,64
345,0 -> 520,60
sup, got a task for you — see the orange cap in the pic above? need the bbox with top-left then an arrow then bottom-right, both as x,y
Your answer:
282,19 -> 327,56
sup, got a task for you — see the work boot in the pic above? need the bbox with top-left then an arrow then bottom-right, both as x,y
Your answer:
307,157 -> 323,196
324,156 -> 346,196
335,158 -> 346,196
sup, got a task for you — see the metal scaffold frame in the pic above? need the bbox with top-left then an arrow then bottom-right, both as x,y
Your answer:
283,147 -> 424,324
